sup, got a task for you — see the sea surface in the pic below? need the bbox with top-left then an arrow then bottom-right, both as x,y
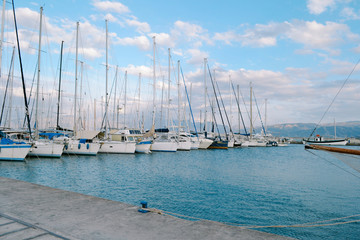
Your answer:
1,144 -> 360,239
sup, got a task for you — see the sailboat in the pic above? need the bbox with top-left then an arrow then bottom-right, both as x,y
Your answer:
98,20 -> 136,154
62,22 -> 100,156
241,83 -> 267,147
149,38 -> 177,152
0,0 -> 31,160
27,7 -> 63,158
303,120 -> 348,146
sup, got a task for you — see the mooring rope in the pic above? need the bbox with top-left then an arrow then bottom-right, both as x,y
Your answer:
139,207 -> 360,229
307,57 -> 360,140
305,148 -> 360,180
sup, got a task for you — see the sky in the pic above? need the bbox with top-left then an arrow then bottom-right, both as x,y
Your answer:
1,0 -> 360,133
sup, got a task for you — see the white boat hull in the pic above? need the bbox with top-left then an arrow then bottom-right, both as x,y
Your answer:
241,140 -> 267,147
0,144 -> 31,161
135,140 -> 152,154
177,141 -> 192,151
98,141 -> 136,154
27,141 -> 64,158
63,140 -> 100,156
198,138 -> 213,149
151,141 -> 177,152
227,139 -> 235,148
303,139 -> 349,146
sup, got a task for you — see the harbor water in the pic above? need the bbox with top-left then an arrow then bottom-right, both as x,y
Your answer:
0,145 -> 359,239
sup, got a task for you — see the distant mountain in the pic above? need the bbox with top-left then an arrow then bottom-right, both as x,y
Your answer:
258,121 -> 360,138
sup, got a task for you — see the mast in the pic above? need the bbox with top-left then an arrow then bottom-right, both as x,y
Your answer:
73,21 -> 79,137
237,85 -> 240,133
250,82 -> 253,138
8,47 -> 14,128
265,98 -> 268,135
12,0 -> 31,135
177,60 -> 180,138
204,58 -> 207,132
105,19 -> 108,137
0,0 -> 6,78
151,36 -> 156,127
137,72 -> 141,129
34,6 -> 43,140
79,61 -> 83,129
56,41 -> 64,129
0,47 -> 15,126
167,48 -> 171,128
113,65 -> 118,128
124,70 -> 127,128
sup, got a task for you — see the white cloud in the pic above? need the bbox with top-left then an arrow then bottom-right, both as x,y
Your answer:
307,0 -> 335,14
214,20 -> 359,54
286,20 -> 356,51
105,13 -> 119,23
92,0 -> 130,14
125,17 -> 151,33
341,7 -> 360,20
120,64 -> 152,78
186,49 -> 209,65
171,21 -> 213,47
114,36 -> 151,51
214,22 -> 290,48
148,33 -> 174,48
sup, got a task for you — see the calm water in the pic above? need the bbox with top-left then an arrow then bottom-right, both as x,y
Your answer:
1,145 -> 360,239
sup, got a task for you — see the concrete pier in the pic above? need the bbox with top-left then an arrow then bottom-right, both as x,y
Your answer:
0,177 -> 293,240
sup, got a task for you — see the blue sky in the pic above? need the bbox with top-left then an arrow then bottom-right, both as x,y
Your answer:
1,0 -> 360,132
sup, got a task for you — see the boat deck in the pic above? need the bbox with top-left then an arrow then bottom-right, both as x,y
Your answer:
0,177 -> 294,240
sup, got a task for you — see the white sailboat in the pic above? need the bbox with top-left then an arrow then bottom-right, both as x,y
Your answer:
149,38 -> 177,152
0,1 -> 31,161
62,22 -> 100,156
27,7 -> 63,158
98,21 -> 136,154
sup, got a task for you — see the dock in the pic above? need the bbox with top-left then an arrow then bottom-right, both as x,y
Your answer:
0,177 -> 293,240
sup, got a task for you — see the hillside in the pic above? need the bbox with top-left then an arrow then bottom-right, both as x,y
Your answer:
259,121 -> 360,138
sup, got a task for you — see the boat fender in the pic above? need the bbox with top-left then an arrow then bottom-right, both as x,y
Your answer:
65,145 -> 68,150
87,143 -> 90,149
78,143 -> 81,149
138,201 -> 149,213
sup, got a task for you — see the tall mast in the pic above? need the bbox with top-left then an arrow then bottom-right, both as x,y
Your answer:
73,21 -> 79,137
151,36 -> 156,127
177,60 -> 180,138
204,58 -> 207,132
34,6 -> 43,140
249,82 -> 253,138
12,0 -> 31,135
56,41 -> 64,129
105,19 -> 108,137
124,70 -> 127,128
137,72 -> 141,129
237,84 -> 240,133
113,65 -> 118,128
167,48 -> 171,127
265,98 -> 267,135
0,0 -> 6,78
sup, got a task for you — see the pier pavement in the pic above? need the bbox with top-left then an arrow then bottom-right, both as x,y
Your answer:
0,177 -> 294,240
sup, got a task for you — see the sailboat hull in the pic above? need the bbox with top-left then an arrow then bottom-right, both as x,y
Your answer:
135,141 -> 152,153
151,141 -> 177,152
302,139 -> 348,146
208,140 -> 228,149
63,140 -> 100,156
27,141 -> 64,158
98,141 -> 136,154
0,144 -> 31,161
